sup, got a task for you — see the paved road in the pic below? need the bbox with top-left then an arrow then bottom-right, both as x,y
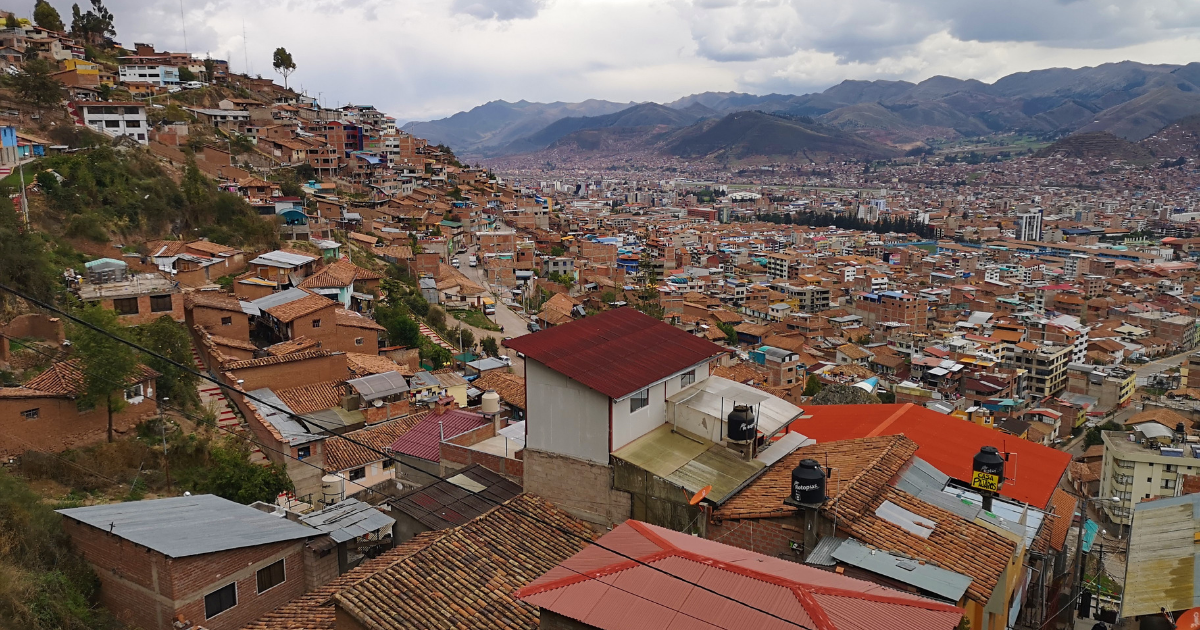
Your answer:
1132,348 -> 1195,378
455,246 -> 531,376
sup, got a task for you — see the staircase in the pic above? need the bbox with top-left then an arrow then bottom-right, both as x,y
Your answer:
190,345 -> 267,464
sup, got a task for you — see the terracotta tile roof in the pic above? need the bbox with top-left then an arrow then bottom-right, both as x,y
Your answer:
184,240 -> 240,256
345,353 -> 409,378
274,381 -> 347,415
24,359 -> 159,397
717,435 -> 918,521
263,337 -> 319,356
298,259 -> 383,289
208,335 -> 258,352
376,245 -> 413,260
333,494 -> 595,630
224,350 -> 333,370
835,486 -> 1017,605
1124,407 -> 1191,428
836,343 -> 872,360
184,290 -> 243,312
1046,488 -> 1077,553
146,240 -> 187,257
264,292 -> 337,323
471,371 -> 526,409
0,387 -> 61,398
323,412 -> 429,473
241,530 -> 445,630
334,308 -> 385,331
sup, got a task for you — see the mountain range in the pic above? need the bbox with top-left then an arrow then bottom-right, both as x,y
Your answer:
401,61 -> 1200,162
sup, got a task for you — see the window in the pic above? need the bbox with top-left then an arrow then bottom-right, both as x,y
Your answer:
349,467 -> 365,481
1164,479 -> 1177,489
113,297 -> 139,315
125,120 -> 141,128
680,370 -> 696,388
296,445 -> 310,460
256,559 -> 286,593
629,388 -> 649,413
382,459 -> 394,470
21,408 -> 38,420
1148,477 -> 1153,483
204,582 -> 237,619
221,316 -> 233,326
104,120 -> 120,128
124,107 -> 140,115
355,337 -> 364,346
312,318 -> 321,328
124,384 -> 144,401
150,294 -> 173,312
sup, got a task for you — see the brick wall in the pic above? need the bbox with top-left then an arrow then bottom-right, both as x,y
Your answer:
0,391 -> 157,457
333,325 -> 379,354
103,292 -> 186,325
228,352 -> 348,392
284,304 -> 340,351
62,518 -> 308,630
1,312 -> 64,341
523,448 -> 629,529
187,305 -> 250,341
440,423 -> 524,482
706,518 -> 801,559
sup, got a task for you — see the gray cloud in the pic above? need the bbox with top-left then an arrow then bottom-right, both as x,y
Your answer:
450,0 -> 545,21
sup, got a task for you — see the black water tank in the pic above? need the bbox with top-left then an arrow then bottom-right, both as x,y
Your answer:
791,459 -> 826,505
971,445 -> 1005,493
726,405 -> 756,442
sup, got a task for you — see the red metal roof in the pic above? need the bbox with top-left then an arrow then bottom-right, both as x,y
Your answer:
387,409 -> 487,462
515,520 -> 963,630
789,403 -> 1071,509
503,308 -> 725,399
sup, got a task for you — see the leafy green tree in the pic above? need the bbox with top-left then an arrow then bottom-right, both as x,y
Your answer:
1084,420 -> 1123,447
9,58 -> 65,108
70,0 -> 114,44
426,305 -> 446,331
374,302 -> 421,347
34,0 -> 65,31
453,326 -> 474,351
134,316 -> 198,409
5,12 -> 19,28
0,196 -> 58,307
600,290 -> 616,303
177,66 -> 196,82
73,304 -> 138,443
550,245 -> 565,257
187,439 -> 292,504
420,340 -> 452,370
480,336 -> 499,357
403,293 -> 429,317
802,375 -> 823,397
272,47 -> 295,89
228,133 -> 254,156
203,56 -> 216,82
717,322 -> 739,345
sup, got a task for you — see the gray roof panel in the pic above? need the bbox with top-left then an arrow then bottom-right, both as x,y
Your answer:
832,538 -> 972,603
56,494 -> 316,558
298,498 -> 395,544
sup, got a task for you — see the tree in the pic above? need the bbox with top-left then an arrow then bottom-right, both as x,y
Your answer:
5,13 -> 18,28
374,302 -> 421,347
73,304 -> 138,442
453,326 -> 475,352
426,305 -> 446,331
70,0 -> 115,44
600,290 -> 616,303
189,438 -> 292,504
481,336 -> 499,357
716,322 -> 739,346
272,47 -> 296,89
0,190 -> 58,308
177,66 -> 196,82
1084,420 -> 1123,448
134,316 -> 199,409
802,375 -> 823,397
34,1 -> 65,31
203,56 -> 216,82
9,58 -> 64,108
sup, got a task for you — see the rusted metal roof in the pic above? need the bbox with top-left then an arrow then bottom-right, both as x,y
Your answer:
515,520 -> 964,630
504,307 -> 725,400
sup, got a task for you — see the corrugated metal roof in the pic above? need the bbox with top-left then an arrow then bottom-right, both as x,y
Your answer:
894,457 -> 950,496
387,409 -> 487,462
831,538 -> 973,603
668,376 -> 804,440
56,495 -> 316,558
249,388 -> 323,446
250,286 -> 310,310
804,536 -> 844,567
516,520 -> 964,630
613,424 -> 764,505
503,307 -> 725,400
347,372 -> 409,400
1121,493 -> 1200,617
250,250 -> 317,267
298,498 -> 395,544
393,465 -> 521,530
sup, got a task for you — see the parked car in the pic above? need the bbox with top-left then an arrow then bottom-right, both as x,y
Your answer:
527,321 -> 541,333
182,81 -> 204,89
451,258 -> 460,268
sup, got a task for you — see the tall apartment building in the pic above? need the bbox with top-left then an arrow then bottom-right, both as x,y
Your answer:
1128,312 -> 1198,351
1100,429 -> 1197,527
1016,210 -> 1043,242
1011,341 -> 1071,398
1065,364 -> 1136,413
855,291 -> 929,330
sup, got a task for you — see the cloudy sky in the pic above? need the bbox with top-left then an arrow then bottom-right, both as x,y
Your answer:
40,0 -> 1200,122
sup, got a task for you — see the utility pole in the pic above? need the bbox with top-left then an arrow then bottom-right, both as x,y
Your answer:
160,398 -> 172,493
17,159 -> 28,229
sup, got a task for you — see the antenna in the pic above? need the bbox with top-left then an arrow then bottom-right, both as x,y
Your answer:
242,19 -> 249,75
688,485 -> 712,505
179,0 -> 188,53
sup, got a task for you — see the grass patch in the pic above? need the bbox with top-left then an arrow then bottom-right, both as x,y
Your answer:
452,308 -> 501,331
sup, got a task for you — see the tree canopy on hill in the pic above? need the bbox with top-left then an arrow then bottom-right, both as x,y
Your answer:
30,148 -> 278,248
1033,132 -> 1153,161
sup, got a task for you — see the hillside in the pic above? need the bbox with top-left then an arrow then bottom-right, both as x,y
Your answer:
1033,132 -> 1154,160
498,103 -> 709,155
418,60 -> 1200,158
666,111 -> 899,162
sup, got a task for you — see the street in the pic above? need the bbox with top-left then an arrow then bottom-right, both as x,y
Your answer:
1131,347 -> 1195,379
455,246 -> 531,376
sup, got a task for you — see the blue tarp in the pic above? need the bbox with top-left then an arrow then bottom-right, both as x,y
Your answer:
1082,519 -> 1099,553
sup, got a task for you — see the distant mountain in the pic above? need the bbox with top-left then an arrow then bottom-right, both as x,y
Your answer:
497,103 -> 709,156
411,61 -> 1200,161
400,99 -> 633,154
666,111 -> 899,162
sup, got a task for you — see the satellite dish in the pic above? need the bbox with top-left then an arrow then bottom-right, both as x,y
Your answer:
372,399 -> 383,408
688,485 -> 712,505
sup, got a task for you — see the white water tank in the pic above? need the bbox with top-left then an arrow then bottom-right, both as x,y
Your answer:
481,389 -> 501,415
321,474 -> 344,506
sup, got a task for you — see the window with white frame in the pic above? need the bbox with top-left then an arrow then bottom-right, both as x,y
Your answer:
680,370 -> 696,388
124,384 -> 144,401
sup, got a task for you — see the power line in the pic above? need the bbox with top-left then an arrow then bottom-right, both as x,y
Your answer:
0,286 -> 825,630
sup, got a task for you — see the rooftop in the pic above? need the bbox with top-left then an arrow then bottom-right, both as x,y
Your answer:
78,273 -> 177,300
393,465 -> 522,531
57,494 -> 317,558
504,307 -> 725,399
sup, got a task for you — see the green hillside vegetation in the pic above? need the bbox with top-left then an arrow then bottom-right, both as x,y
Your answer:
1033,131 -> 1155,161
667,111 -> 899,162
